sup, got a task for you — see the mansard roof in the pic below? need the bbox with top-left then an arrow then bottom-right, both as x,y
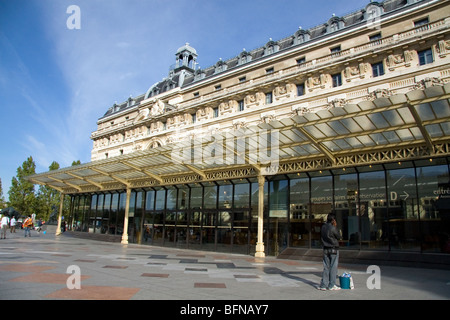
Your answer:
101,0 -> 424,119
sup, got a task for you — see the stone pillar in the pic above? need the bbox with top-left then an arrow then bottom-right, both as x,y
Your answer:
121,188 -> 132,245
255,175 -> 266,258
56,193 -> 64,236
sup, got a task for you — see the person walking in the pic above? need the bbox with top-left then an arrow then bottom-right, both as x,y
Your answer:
1,215 -> 10,239
36,218 -> 43,232
23,215 -> 33,237
317,213 -> 341,291
10,216 -> 16,233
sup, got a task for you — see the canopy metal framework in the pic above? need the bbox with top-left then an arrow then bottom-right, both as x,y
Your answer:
28,84 -> 450,194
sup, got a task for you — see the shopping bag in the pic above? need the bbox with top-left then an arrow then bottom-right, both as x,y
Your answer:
339,272 -> 354,289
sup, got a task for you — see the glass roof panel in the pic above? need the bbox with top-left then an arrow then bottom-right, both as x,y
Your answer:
367,113 -> 390,128
396,129 -> 414,141
369,133 -> 388,145
344,137 -> 364,148
430,99 -> 450,118
278,132 -> 293,144
322,141 -> 341,152
328,120 -> 350,135
304,125 -> 326,139
302,144 -> 321,154
397,107 -> 415,124
315,123 -> 338,137
357,135 -> 376,146
291,128 -> 308,140
283,129 -> 307,142
333,139 -> 352,150
291,145 -> 316,156
410,127 -> 423,139
382,131 -> 401,143
354,115 -> 376,131
304,112 -> 321,121
415,103 -> 435,121
316,109 -> 334,119
339,118 -> 363,133
425,124 -> 444,137
441,122 -> 450,136
382,110 -> 404,126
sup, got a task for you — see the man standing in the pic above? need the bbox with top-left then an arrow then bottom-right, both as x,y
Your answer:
1,215 -> 10,239
317,213 -> 341,291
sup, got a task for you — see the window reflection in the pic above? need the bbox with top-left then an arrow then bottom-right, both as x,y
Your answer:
69,158 -> 450,255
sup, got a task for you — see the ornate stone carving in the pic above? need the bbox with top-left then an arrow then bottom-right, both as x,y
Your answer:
437,40 -> 450,58
274,83 -> 295,100
245,92 -> 264,108
386,50 -> 416,71
232,119 -> 248,130
196,107 -> 212,122
306,74 -> 329,92
150,99 -> 166,116
413,77 -> 444,90
291,106 -> 309,117
260,112 -> 276,124
367,89 -> 392,101
219,100 -> 237,116
327,98 -> 347,109
344,63 -> 370,82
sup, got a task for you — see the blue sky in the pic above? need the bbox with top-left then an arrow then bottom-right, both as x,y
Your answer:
0,0 -> 369,200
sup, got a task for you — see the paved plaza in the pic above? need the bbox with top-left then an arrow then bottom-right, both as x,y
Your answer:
0,227 -> 449,304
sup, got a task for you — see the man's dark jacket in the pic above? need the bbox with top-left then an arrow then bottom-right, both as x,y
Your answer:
321,222 -> 340,249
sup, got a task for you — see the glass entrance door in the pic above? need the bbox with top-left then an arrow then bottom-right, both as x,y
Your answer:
202,211 -> 216,251
269,179 -> 289,255
234,211 -> 250,254
217,211 -> 232,252
188,211 -> 202,250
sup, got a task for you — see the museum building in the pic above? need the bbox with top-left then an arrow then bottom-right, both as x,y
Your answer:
29,0 -> 450,263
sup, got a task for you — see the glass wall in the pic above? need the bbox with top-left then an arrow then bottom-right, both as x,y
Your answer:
69,158 -> 450,255
289,175 -> 310,247
358,167 -> 388,250
333,169 -> 358,249
415,159 -> 450,253
268,178 -> 289,255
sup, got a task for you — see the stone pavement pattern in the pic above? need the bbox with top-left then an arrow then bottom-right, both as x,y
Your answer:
1,229 -> 449,301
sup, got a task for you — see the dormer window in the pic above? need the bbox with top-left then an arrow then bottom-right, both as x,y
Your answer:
365,2 -> 384,27
239,50 -> 252,65
194,69 -> 205,81
330,22 -> 339,32
215,59 -> 227,73
327,15 -> 345,33
294,28 -> 310,45
264,39 -> 279,56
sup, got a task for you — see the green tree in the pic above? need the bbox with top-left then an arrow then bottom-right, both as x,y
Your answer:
35,161 -> 61,221
0,178 -> 6,210
8,156 -> 36,216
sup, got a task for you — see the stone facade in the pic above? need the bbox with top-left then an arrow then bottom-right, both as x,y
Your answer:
90,0 -> 450,162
